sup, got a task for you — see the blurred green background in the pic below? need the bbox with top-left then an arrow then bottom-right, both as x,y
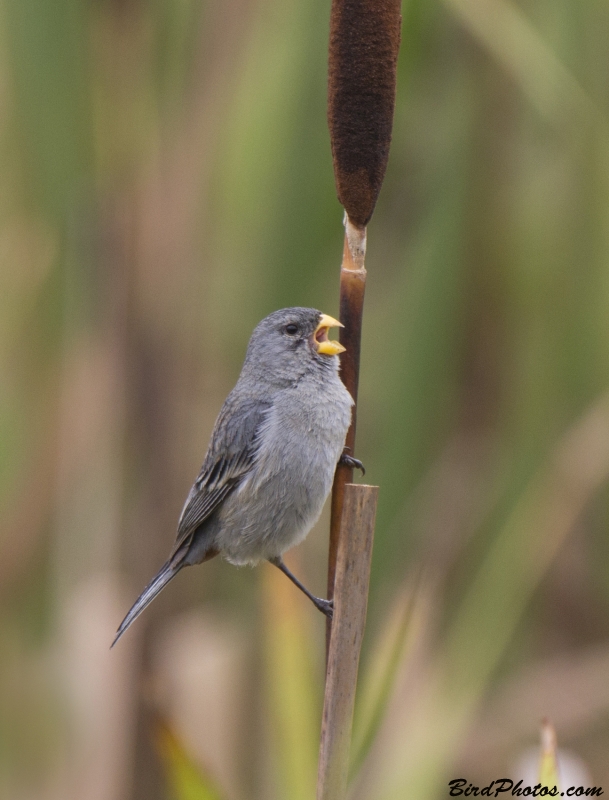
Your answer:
2,0 -> 609,797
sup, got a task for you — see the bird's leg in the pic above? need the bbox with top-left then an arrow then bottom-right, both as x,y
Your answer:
269,557 -> 333,618
339,447 -> 366,475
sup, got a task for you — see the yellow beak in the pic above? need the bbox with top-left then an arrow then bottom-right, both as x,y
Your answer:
314,313 -> 346,356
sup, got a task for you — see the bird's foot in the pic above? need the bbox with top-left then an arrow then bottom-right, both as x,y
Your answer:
269,557 -> 334,619
339,449 -> 366,475
313,596 -> 334,619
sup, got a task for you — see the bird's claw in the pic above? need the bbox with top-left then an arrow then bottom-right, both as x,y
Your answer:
339,451 -> 366,476
314,597 -> 334,619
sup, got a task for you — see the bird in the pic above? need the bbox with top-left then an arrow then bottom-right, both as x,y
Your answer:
112,307 -> 365,646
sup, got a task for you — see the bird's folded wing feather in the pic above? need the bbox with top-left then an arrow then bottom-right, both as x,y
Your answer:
172,394 -> 271,554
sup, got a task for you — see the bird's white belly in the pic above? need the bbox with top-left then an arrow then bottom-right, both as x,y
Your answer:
215,378 -> 352,564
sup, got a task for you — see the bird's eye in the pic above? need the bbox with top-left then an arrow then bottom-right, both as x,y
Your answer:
285,324 -> 299,335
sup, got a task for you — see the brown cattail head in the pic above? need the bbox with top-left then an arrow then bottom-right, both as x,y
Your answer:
328,0 -> 402,228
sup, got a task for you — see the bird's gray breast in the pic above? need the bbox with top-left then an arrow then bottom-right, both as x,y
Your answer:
215,371 -> 353,564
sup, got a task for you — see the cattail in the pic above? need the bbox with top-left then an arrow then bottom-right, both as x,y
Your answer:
328,0 -> 401,228
320,2 -> 402,799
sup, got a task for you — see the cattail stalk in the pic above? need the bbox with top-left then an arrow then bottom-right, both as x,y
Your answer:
320,0 -> 401,793
327,219 -> 367,618
318,484 -> 378,800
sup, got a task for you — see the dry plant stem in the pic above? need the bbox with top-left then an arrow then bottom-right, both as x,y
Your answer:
318,483 -> 378,800
327,219 -> 367,647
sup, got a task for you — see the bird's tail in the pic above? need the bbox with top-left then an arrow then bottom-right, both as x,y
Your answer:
111,557 -> 184,648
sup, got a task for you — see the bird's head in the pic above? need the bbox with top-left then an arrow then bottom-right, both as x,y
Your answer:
242,307 -> 345,385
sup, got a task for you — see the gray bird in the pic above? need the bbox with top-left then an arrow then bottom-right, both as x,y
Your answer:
112,307 -> 364,646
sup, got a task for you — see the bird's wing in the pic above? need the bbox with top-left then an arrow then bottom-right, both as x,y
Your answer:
172,394 -> 271,554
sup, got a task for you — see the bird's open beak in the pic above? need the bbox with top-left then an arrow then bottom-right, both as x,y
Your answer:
313,314 -> 345,356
